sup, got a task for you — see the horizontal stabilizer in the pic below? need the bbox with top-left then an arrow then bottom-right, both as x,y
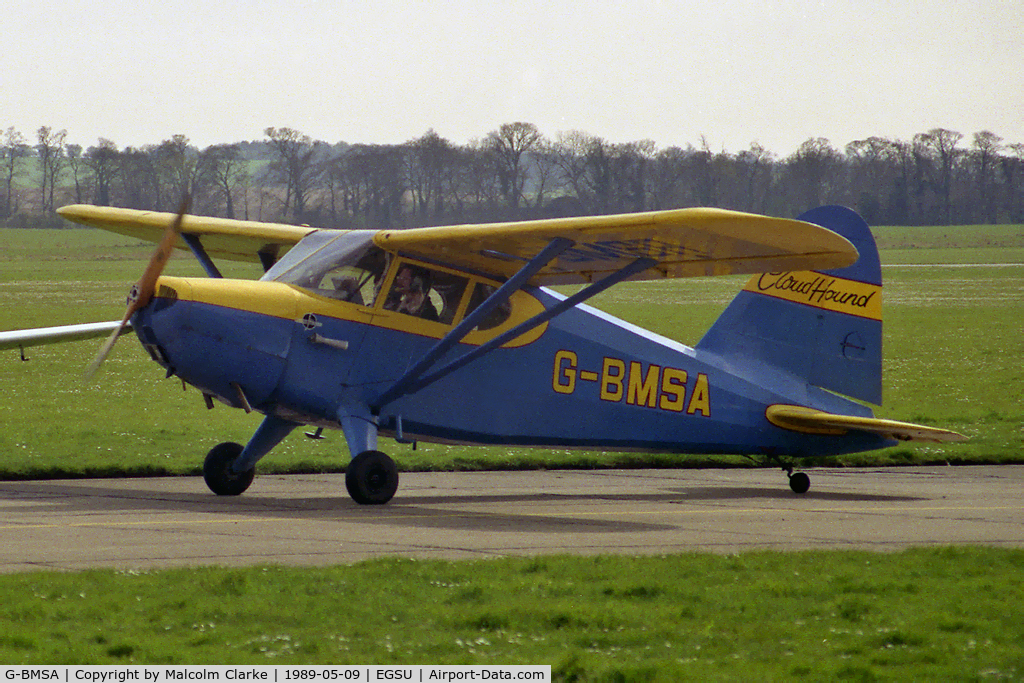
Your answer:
766,405 -> 968,443
0,321 -> 133,351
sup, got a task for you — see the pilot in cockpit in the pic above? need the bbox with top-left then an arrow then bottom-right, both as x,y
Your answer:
385,265 -> 440,321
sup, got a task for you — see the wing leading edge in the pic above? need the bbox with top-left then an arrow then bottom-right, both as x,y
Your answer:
376,207 -> 860,285
57,205 -> 316,264
58,205 -> 858,286
0,321 -> 132,351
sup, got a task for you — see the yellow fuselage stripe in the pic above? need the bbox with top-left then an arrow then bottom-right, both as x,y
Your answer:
156,277 -> 546,348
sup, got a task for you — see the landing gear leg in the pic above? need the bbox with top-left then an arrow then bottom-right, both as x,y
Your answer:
203,414 -> 298,496
337,403 -> 398,505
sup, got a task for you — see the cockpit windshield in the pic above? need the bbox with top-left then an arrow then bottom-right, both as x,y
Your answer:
261,230 -> 387,305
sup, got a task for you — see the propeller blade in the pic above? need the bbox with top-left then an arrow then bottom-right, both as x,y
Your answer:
84,195 -> 189,380
83,309 -> 133,381
130,195 -> 189,315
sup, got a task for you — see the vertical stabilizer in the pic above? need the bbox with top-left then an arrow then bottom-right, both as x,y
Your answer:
695,206 -> 883,404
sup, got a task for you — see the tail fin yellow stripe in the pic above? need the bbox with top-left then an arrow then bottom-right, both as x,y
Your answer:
743,272 -> 881,321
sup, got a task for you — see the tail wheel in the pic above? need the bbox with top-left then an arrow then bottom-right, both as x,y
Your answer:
788,471 -> 811,494
203,442 -> 255,496
345,450 -> 399,505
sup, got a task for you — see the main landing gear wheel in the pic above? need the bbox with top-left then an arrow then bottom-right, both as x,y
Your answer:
345,450 -> 399,505
788,471 -> 811,494
203,442 -> 255,496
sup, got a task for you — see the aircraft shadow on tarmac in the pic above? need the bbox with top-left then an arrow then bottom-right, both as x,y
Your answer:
0,479 -> 926,537
0,482 -> 674,534
662,486 -> 926,503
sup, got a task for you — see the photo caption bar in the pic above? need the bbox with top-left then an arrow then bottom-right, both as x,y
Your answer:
0,666 -> 550,683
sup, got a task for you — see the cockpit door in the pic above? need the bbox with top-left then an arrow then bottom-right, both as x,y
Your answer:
264,230 -> 386,418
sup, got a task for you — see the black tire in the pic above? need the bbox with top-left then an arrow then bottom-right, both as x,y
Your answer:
345,450 -> 399,505
789,471 -> 811,494
203,442 -> 255,496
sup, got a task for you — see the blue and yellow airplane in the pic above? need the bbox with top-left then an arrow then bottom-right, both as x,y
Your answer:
0,202 -> 965,503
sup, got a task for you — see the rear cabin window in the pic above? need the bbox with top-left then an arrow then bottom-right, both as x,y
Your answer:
463,283 -> 512,331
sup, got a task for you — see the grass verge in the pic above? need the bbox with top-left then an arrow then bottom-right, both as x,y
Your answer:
1,548 -> 1022,678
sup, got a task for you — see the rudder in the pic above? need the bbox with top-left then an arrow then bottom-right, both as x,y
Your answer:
695,206 -> 883,404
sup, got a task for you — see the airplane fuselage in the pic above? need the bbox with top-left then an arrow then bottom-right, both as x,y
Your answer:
20,203 -> 958,502
135,273 -> 891,460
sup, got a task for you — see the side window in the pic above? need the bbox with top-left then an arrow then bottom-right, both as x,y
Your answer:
464,283 -> 511,331
309,249 -> 388,305
383,262 -> 468,324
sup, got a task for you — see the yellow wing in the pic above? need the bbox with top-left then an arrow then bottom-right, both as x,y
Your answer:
766,405 -> 968,443
58,205 -> 858,285
57,205 -> 316,264
375,208 -> 859,285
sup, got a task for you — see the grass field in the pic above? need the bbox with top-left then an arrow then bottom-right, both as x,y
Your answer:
872,223 -> 1024,265
1,222 -> 1022,676
1,223 -> 1021,478
0,548 -> 1021,677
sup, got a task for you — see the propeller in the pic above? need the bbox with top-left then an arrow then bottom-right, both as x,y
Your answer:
84,195 -> 190,380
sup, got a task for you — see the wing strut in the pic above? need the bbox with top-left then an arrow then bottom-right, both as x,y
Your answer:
181,234 -> 224,279
371,237 -> 573,410
371,254 -> 656,411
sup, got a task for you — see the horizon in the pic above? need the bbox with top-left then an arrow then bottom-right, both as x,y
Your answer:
5,122 -> 1019,160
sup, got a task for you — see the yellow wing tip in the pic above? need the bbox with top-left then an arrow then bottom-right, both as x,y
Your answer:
56,204 -> 101,221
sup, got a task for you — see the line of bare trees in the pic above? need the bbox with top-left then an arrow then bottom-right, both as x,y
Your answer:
3,123 -> 1022,228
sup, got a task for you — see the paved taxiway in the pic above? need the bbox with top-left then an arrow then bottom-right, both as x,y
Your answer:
1,466 -> 1021,572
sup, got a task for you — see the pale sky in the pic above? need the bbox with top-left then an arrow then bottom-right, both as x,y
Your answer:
5,0 -> 1022,156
